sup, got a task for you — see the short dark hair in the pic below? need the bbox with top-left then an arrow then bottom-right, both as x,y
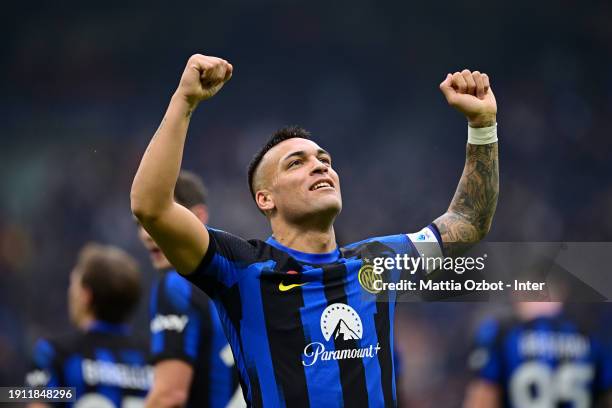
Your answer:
76,243 -> 141,324
175,170 -> 208,207
247,126 -> 311,201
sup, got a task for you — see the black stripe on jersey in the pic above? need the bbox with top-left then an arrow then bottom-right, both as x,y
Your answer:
198,305 -> 212,406
219,284 -> 259,406
373,290 -> 394,407
247,366 -> 263,408
260,256 -> 310,408
322,263 -> 369,408
493,315 -> 516,393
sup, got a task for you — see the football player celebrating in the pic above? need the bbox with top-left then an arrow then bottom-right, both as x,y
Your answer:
131,54 -> 499,407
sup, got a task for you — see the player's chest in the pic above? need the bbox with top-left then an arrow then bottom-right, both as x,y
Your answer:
240,259 -> 375,328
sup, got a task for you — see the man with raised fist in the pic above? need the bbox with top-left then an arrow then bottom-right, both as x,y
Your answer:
131,54 -> 499,408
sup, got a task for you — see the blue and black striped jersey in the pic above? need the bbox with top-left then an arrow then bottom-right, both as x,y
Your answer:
185,224 -> 443,408
469,312 -> 612,408
150,270 -> 239,408
26,322 -> 152,407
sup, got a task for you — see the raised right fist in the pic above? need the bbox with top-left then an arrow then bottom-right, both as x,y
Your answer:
176,54 -> 233,107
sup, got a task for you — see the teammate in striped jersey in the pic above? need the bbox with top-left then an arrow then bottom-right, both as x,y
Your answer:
131,54 -> 499,407
464,303 -> 612,408
25,243 -> 151,408
137,170 -> 241,408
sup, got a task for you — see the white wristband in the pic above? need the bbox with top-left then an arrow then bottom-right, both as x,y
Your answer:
468,123 -> 498,145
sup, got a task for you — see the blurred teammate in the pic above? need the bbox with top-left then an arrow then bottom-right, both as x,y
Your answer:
464,302 -> 612,408
25,243 -> 151,408
131,54 -> 499,407
136,170 -> 241,408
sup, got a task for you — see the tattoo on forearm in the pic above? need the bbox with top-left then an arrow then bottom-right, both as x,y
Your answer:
144,117 -> 167,154
435,143 -> 499,256
153,117 -> 167,140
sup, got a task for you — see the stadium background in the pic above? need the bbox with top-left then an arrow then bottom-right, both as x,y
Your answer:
1,0 -> 611,406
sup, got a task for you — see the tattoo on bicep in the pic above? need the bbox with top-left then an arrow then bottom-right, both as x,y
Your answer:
435,143 -> 499,256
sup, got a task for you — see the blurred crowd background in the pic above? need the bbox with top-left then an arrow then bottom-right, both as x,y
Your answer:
1,0 -> 611,406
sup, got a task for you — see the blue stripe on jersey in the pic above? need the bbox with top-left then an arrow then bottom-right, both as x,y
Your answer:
238,259 -> 283,407
33,339 -> 55,368
88,321 -> 129,335
300,273 -> 343,408
33,339 -> 60,387
208,300 -> 233,408
475,319 -> 501,382
596,338 -> 612,391
64,355 -> 85,398
165,271 -> 191,311
184,308 -> 201,360
150,279 -> 164,354
504,327 -> 522,381
388,275 -> 398,405
207,242 -> 241,289
121,349 -> 146,365
214,299 -> 251,402
95,348 -> 122,406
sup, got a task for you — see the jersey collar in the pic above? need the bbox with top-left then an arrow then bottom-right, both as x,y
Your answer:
266,236 -> 340,264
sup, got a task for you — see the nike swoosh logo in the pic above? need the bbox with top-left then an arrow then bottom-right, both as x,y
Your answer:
278,281 -> 309,292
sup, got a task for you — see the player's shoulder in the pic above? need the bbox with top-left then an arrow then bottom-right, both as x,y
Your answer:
208,226 -> 264,248
32,330 -> 83,364
473,310 -> 519,343
341,234 -> 409,259
553,309 -> 597,336
207,226 -> 271,260
84,329 -> 149,354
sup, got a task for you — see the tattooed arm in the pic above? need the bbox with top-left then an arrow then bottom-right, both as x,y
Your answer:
434,70 -> 499,256
434,142 -> 498,256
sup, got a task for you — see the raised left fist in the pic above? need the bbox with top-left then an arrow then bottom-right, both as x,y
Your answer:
439,70 -> 497,128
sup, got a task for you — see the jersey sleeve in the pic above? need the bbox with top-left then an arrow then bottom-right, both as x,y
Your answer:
467,318 -> 503,385
593,336 -> 612,394
185,227 -> 260,297
406,224 -> 445,274
25,338 -> 61,388
150,273 -> 207,365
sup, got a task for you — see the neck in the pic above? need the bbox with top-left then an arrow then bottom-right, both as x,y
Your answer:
516,302 -> 562,320
270,218 -> 337,253
77,314 -> 95,331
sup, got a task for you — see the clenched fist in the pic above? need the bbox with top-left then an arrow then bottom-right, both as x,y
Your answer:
176,54 -> 233,107
439,70 -> 497,128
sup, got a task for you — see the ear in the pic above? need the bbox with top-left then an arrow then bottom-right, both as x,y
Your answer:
255,190 -> 275,213
189,204 -> 209,224
80,285 -> 93,310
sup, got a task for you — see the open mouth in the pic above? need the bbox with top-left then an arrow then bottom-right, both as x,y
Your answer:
309,180 -> 335,191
